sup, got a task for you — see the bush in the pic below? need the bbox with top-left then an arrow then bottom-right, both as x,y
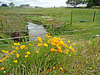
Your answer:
92,6 -> 100,9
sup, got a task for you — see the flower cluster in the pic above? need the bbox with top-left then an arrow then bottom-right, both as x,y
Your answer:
0,34 -> 76,73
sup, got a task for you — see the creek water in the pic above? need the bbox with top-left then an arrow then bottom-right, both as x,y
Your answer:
26,22 -> 48,41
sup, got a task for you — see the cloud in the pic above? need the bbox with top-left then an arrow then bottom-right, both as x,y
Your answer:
0,0 -> 67,7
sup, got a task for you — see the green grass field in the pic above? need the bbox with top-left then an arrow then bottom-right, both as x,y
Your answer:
0,7 -> 100,74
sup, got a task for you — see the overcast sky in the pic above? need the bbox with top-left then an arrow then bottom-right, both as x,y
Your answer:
0,0 -> 68,7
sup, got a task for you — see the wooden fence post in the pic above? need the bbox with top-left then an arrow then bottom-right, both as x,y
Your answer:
1,20 -> 4,31
52,24 -> 54,31
93,12 -> 96,22
70,11 -> 72,24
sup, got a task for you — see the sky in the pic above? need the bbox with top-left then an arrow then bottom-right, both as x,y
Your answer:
0,0 -> 68,7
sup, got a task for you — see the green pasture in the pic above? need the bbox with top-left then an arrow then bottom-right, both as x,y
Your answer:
0,7 -> 100,74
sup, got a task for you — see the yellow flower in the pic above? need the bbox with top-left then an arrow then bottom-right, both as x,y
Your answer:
10,52 -> 13,54
69,55 -> 71,56
69,45 -> 72,49
15,47 -> 19,50
56,58 -> 58,61
48,39 -> 52,43
20,45 -> 25,49
63,44 -> 68,48
53,67 -> 55,69
56,45 -> 62,49
66,52 -> 68,54
60,68 -> 63,70
5,56 -> 9,59
28,44 -> 31,46
38,43 -> 42,46
59,50 -> 62,53
50,48 -> 55,52
25,55 -> 28,58
48,69 -> 49,72
30,36 -> 33,38
73,43 -> 75,46
37,37 -> 42,43
1,67 -> 4,70
13,50 -> 16,52
0,60 -> 2,62
66,49 -> 69,52
58,41 -> 64,45
50,42 -> 56,45
74,51 -> 76,53
81,44 -> 85,46
10,51 -> 14,54
3,57 -> 6,60
2,50 -> 5,52
16,54 -> 20,58
14,42 -> 20,45
71,48 -> 74,51
68,40 -> 70,43
12,46 -> 14,48
5,51 -> 9,53
36,51 -> 39,53
14,60 -> 18,63
43,43 -> 48,47
46,34 -> 51,38
26,51 -> 30,55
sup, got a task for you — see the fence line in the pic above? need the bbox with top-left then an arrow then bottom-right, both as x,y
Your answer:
0,36 -> 29,41
0,30 -> 28,33
63,27 -> 100,32
0,27 -> 100,41
0,32 -> 48,41
0,25 -> 44,33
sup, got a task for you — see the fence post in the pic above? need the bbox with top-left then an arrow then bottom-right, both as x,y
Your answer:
70,11 -> 72,24
52,24 -> 54,31
93,12 -> 96,22
1,20 -> 4,31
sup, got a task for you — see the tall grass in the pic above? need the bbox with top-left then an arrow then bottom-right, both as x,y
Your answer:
0,34 -> 100,74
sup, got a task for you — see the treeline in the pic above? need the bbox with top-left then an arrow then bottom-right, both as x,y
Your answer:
0,2 -> 31,8
66,0 -> 100,8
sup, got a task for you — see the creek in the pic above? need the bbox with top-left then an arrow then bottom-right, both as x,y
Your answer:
26,22 -> 48,41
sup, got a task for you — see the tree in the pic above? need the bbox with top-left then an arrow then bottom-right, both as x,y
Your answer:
86,0 -> 100,7
66,0 -> 82,7
1,4 -> 8,7
20,4 -> 30,8
9,2 -> 15,7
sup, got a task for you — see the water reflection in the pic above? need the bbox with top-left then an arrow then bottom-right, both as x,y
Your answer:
27,22 -> 48,41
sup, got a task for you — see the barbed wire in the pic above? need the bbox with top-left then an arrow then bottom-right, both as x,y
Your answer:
0,27 -> 100,51
0,24 -> 47,33
0,27 -> 100,41
0,30 -> 28,33
63,27 -> 100,32
0,32 -> 48,41
0,36 -> 29,41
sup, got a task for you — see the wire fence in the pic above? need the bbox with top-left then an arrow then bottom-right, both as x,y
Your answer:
0,9 -> 100,31
0,9 -> 100,44
0,27 -> 100,41
0,27 -> 100,50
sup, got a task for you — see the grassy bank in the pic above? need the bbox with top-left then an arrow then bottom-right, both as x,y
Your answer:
0,7 -> 100,74
0,34 -> 100,74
